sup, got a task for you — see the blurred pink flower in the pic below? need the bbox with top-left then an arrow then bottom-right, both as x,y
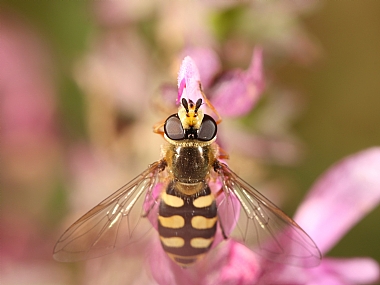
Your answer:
0,11 -> 67,285
74,30 -> 152,117
155,2 -> 216,52
206,48 -> 265,118
0,12 -> 59,188
0,9 -> 60,251
73,29 -> 154,154
258,147 -> 380,284
92,0 -> 154,26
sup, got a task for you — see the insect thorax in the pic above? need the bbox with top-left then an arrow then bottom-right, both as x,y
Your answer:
164,141 -> 216,185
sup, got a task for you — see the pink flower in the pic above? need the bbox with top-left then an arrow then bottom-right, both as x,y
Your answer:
0,12 -> 60,187
164,49 -> 305,166
172,48 -> 305,166
147,58 -> 380,285
258,147 -> 380,284
175,47 -> 265,118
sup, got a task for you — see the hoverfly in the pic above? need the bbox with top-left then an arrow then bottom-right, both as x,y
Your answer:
54,65 -> 321,268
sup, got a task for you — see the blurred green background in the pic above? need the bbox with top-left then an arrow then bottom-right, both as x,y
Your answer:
286,2 -> 380,260
1,0 -> 379,283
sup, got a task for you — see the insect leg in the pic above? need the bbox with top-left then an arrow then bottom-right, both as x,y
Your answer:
153,119 -> 166,136
217,146 -> 230,160
198,82 -> 222,124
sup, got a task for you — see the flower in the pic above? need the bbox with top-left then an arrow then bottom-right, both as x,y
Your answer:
173,47 -> 265,118
258,147 -> 380,284
161,47 -> 305,166
147,58 -> 380,285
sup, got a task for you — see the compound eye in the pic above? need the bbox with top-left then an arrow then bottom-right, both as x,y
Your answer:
164,114 -> 185,140
197,115 -> 217,141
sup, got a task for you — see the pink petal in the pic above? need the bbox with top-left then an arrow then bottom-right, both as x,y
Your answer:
320,257 -> 380,284
210,47 -> 265,117
180,47 -> 221,88
258,257 -> 379,285
209,70 -> 253,117
177,56 -> 203,106
247,47 -> 265,95
294,147 -> 380,254
208,240 -> 260,285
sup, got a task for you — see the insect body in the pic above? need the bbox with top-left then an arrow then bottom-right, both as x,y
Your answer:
54,96 -> 321,268
158,100 -> 219,265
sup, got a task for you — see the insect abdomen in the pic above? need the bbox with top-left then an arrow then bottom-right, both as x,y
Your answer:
158,181 -> 217,267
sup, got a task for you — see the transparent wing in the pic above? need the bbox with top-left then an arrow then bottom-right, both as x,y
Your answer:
53,161 -> 164,262
217,162 -> 321,267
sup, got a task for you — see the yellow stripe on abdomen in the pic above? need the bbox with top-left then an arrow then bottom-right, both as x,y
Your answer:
161,192 -> 184,207
160,237 -> 185,248
191,216 -> 217,230
158,215 -> 185,229
192,194 -> 214,208
190,237 -> 214,248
